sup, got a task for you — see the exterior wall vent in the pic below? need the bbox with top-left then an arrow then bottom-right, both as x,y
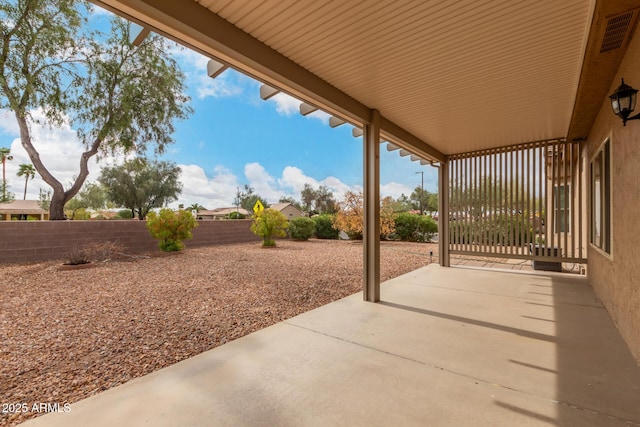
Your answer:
600,11 -> 636,53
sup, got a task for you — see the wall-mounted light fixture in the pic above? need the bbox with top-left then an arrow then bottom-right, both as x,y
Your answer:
609,78 -> 640,126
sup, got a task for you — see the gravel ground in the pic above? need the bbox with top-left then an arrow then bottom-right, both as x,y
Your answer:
0,239 -> 434,426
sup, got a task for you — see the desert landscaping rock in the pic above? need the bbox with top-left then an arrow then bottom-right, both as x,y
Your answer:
0,240 -> 434,426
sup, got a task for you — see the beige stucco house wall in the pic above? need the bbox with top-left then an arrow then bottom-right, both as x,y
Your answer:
271,202 -> 304,219
585,26 -> 640,361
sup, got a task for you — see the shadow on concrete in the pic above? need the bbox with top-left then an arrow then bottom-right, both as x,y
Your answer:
379,301 -> 557,343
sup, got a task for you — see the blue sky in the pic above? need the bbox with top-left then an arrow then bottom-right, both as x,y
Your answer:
0,6 -> 438,209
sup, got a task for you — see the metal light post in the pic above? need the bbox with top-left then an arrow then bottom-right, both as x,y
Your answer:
415,171 -> 424,215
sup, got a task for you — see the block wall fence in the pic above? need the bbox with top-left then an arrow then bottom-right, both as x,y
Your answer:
0,220 -> 260,264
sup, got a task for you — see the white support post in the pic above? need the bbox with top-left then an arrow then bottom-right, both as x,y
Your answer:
363,109 -> 381,302
438,158 -> 450,267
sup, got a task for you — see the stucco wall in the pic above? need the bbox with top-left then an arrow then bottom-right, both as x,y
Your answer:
585,27 -> 640,362
0,219 -> 259,264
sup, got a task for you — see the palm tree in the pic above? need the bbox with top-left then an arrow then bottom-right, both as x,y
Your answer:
188,203 -> 205,212
0,146 -> 13,200
17,163 -> 36,200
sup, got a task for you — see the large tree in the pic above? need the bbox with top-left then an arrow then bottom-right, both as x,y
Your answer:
16,163 -> 35,200
99,158 -> 182,220
0,1 -> 191,219
299,183 -> 336,215
332,191 -> 395,240
410,187 -> 438,214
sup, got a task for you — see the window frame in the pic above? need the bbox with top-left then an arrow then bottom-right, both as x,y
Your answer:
590,138 -> 611,255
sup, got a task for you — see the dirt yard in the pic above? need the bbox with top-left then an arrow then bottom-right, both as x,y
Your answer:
0,239 -> 436,426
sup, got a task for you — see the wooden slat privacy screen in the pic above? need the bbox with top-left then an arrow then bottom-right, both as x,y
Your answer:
448,139 -> 586,263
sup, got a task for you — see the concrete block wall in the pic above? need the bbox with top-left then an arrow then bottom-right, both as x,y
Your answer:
0,220 -> 259,264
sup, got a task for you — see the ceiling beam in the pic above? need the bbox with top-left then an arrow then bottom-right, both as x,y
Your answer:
91,0 -> 445,162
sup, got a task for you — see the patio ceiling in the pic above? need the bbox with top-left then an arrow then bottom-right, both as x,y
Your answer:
199,0 -> 592,154
93,0 -> 639,158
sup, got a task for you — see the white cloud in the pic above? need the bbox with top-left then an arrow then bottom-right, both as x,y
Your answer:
380,182 -> 413,199
247,163 -> 359,204
195,73 -> 243,99
267,93 -> 331,124
307,110 -> 331,124
269,93 -> 300,116
0,110 -> 20,135
177,164 -> 239,208
244,162 -> 282,202
279,166 -> 319,194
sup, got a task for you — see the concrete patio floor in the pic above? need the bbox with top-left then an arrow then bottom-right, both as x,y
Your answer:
24,265 -> 640,426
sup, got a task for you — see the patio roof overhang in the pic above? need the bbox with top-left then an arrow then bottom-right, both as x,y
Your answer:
91,0 -> 640,159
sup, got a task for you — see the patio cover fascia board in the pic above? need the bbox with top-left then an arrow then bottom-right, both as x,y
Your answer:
92,0 -> 445,163
567,0 -> 640,141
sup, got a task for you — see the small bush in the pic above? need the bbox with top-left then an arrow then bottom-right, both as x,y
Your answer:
227,211 -> 246,219
85,241 -> 125,261
421,216 -> 438,241
289,216 -> 315,240
146,209 -> 198,252
64,246 -> 92,265
250,208 -> 288,246
116,209 -> 133,219
394,213 -> 438,242
313,214 -> 339,239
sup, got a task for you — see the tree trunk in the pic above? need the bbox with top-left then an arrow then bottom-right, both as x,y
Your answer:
23,176 -> 28,200
49,191 -> 67,220
15,113 -> 102,220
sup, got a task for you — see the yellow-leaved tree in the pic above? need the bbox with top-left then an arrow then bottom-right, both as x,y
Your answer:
332,191 -> 395,239
250,208 -> 289,247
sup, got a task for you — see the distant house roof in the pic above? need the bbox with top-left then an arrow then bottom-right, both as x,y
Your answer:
199,207 -> 249,217
91,211 -> 119,219
270,202 -> 304,217
0,200 -> 47,215
269,203 -> 289,211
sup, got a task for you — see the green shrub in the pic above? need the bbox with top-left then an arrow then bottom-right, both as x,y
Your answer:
250,208 -> 288,246
313,214 -> 340,239
227,211 -> 246,219
146,209 -> 198,252
116,209 -> 133,219
449,214 -> 533,246
289,216 -> 315,240
394,213 -> 438,242
394,212 -> 420,241
421,216 -> 438,242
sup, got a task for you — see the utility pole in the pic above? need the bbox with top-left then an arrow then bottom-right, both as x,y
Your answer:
416,171 -> 424,215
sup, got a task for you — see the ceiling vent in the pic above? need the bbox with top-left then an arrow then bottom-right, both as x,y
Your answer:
600,10 -> 637,53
